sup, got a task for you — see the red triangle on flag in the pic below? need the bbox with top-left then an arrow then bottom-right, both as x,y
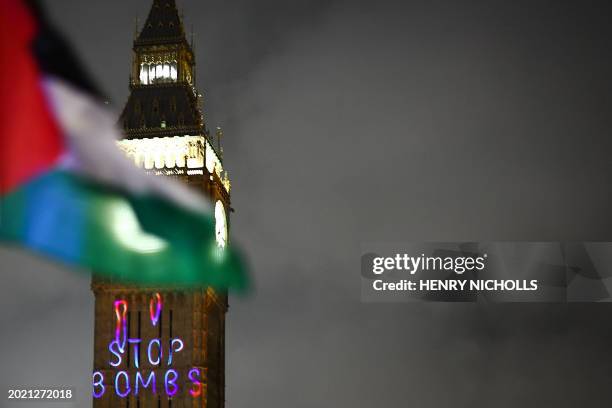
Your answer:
0,0 -> 64,195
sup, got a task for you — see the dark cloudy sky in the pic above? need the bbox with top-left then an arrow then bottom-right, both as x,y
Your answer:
2,0 -> 612,406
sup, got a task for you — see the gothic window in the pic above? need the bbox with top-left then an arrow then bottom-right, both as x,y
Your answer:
140,115 -> 146,128
170,96 -> 177,113
152,98 -> 159,114
162,63 -> 170,80
170,61 -> 177,80
139,64 -> 148,84
141,59 -> 177,84
178,113 -> 184,126
148,64 -> 155,83
188,142 -> 197,158
134,100 -> 141,114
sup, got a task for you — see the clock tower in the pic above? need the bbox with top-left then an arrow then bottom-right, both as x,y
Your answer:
92,1 -> 231,407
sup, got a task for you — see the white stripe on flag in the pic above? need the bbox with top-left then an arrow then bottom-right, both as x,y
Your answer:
41,77 -> 211,215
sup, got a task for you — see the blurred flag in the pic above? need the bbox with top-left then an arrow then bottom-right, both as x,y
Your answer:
0,0 -> 248,290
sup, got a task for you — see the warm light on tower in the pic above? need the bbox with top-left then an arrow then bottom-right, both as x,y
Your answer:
117,136 -> 230,192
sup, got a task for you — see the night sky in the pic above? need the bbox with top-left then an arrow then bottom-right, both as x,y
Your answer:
2,0 -> 612,406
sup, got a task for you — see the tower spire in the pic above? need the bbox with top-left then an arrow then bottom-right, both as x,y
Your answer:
122,0 -> 200,135
136,0 -> 186,45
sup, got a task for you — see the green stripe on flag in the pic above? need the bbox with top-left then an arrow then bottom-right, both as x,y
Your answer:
0,169 -> 248,290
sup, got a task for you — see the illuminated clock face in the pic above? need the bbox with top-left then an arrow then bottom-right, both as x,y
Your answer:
215,200 -> 227,248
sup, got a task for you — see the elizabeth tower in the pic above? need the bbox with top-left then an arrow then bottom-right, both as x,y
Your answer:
92,1 -> 231,407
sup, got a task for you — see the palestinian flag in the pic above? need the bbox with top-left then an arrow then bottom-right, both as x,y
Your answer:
0,0 -> 248,290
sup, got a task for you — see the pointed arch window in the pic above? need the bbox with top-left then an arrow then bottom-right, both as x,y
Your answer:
139,64 -> 148,84
148,64 -> 155,83
170,61 -> 177,80
140,58 -> 178,85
